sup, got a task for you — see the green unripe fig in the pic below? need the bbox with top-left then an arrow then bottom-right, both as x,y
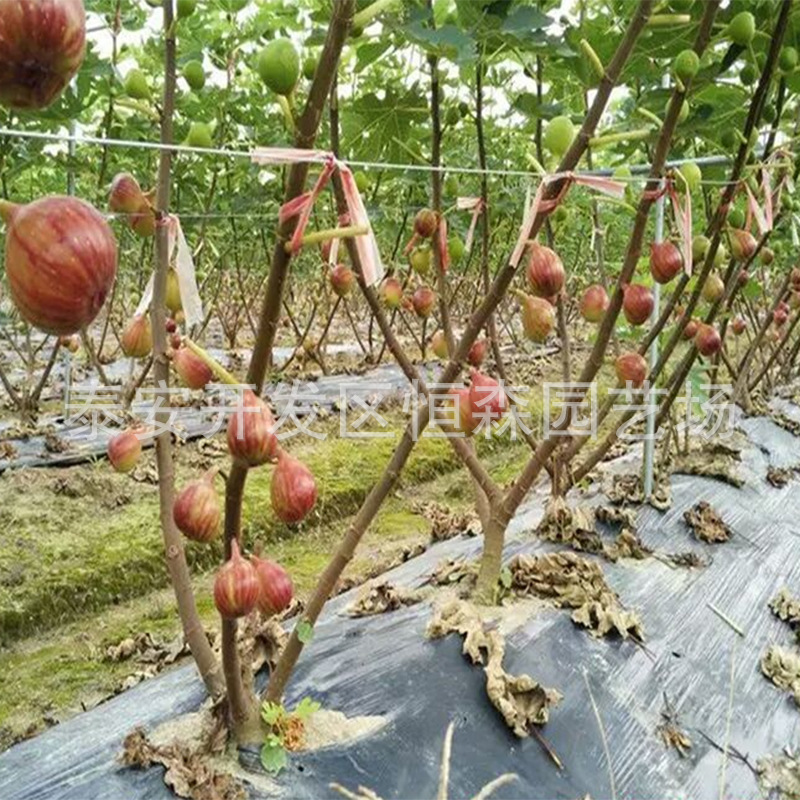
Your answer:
182,60 -> 205,91
714,244 -> 727,268
257,39 -> 300,96
221,0 -> 247,10
679,161 -> 702,192
673,49 -> 699,83
445,106 -> 460,126
410,244 -> 432,276
720,129 -> 737,150
177,0 -> 196,18
762,104 -> 776,124
458,101 -> 470,118
779,47 -> 798,74
448,235 -> 465,264
350,24 -> 364,38
692,234 -> 710,261
552,205 -> 568,223
354,170 -> 369,193
739,64 -> 757,86
543,115 -> 575,158
124,69 -> 151,100
727,11 -> 755,47
727,207 -> 745,229
670,98 -> 690,123
186,121 -> 213,148
303,55 -> 317,81
444,174 -> 459,197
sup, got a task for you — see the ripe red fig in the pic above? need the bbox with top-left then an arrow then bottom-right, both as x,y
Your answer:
172,346 -> 213,390
58,334 -> 80,353
0,0 -> 86,110
622,284 -> 654,326
330,264 -> 355,297
615,352 -> 647,387
412,286 -> 436,318
443,387 -> 476,435
701,273 -> 725,303
121,314 -> 153,358
109,173 -> 146,214
682,318 -> 699,340
694,323 -> 721,356
731,315 -> 746,335
414,208 -> 437,238
173,470 -> 221,542
774,307 -> 789,327
107,429 -> 142,473
251,556 -> 294,616
579,284 -> 609,323
431,330 -> 448,360
271,450 -> 318,524
165,318 -> 177,334
2,196 -> 117,335
728,228 -> 757,262
649,241 -> 683,284
527,242 -> 565,298
381,277 -> 403,309
227,389 -> 278,467
165,269 -> 182,313
467,338 -> 488,367
519,293 -> 556,342
213,539 -> 260,619
468,369 -> 508,422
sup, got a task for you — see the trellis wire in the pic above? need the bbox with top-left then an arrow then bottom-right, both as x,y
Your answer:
0,125 -> 737,183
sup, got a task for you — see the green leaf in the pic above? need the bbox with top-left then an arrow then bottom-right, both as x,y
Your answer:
297,619 -> 314,644
260,742 -> 287,775
294,696 -> 321,721
261,701 -> 283,726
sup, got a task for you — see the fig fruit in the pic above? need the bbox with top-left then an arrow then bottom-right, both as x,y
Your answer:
121,314 -> 153,358
354,170 -> 369,193
412,286 -> 436,318
227,389 -> 278,467
176,0 -> 196,19
186,121 -> 213,148
543,115 -> 575,158
410,244 -> 432,276
673,49 -> 699,83
579,284 -> 609,323
109,173 -> 146,214
443,387 -> 476,435
251,556 -> 294,616
729,227 -> 757,262
692,234 -> 710,261
0,0 -> 86,110
527,242 -> 565,297
727,11 -> 755,47
271,451 -> 318,524
257,39 -> 300,96
165,269 -> 182,313
330,264 -> 355,297
731,315 -> 746,335
172,346 -> 213,390
173,470 -> 221,542
124,69 -> 151,100
59,334 -> 80,353
182,60 -> 205,91
431,330 -> 448,360
413,209 -> 437,239
213,540 -> 260,619
302,55 -> 318,82
650,241 -> 683,284
107,429 -> 142,473
679,161 -> 702,193
694,323 -> 721,356
468,369 -> 507,422
519,293 -> 556,342
467,338 -> 488,368
2,196 -> 117,335
622,283 -> 654,326
615,352 -> 647,387
381,277 -> 403,309
448,235 -> 465,264
701,273 -> 725,303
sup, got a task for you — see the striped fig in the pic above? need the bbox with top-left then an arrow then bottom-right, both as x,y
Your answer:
213,540 -> 260,619
271,451 -> 318,524
251,556 -> 294,616
227,389 -> 278,467
173,470 -> 220,543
